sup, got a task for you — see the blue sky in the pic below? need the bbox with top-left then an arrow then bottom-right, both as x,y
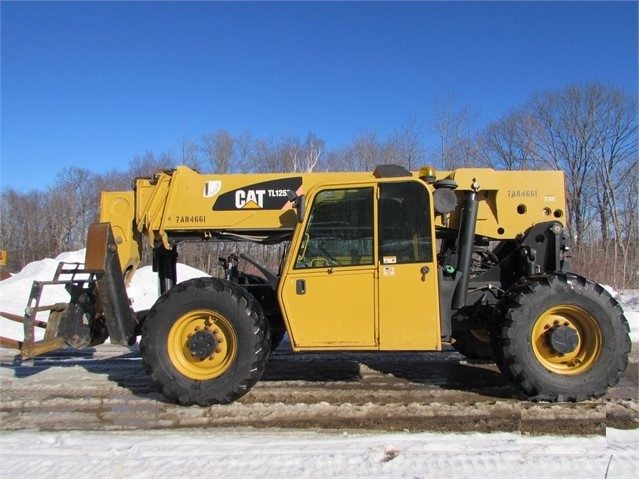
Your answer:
1,1 -> 637,190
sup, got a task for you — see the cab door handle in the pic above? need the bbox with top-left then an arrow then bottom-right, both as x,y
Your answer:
296,279 -> 306,294
420,265 -> 430,281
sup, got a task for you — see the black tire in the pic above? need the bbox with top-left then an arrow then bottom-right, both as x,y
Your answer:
451,329 -> 494,360
491,274 -> 630,402
140,277 -> 271,406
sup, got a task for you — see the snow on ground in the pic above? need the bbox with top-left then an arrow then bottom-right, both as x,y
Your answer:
1,251 -> 638,478
1,428 -> 637,479
0,250 -> 210,341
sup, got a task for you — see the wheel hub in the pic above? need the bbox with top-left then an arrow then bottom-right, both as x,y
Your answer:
547,325 -> 579,354
188,330 -> 218,359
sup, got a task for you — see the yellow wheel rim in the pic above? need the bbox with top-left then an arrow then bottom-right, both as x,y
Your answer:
167,309 -> 237,381
531,305 -> 601,375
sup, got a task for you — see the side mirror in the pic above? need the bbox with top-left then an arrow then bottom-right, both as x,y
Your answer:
287,191 -> 306,223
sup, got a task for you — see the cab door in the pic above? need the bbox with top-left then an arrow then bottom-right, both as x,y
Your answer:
376,181 -> 440,350
279,185 -> 377,349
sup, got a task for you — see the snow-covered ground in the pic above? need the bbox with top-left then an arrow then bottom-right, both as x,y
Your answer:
1,251 -> 638,478
1,427 -> 637,479
0,250 -> 211,341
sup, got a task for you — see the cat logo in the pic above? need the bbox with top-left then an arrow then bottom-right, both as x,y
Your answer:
212,177 -> 302,211
235,189 -> 266,209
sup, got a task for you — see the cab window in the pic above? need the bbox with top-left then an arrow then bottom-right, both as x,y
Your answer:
378,182 -> 433,264
295,187 -> 374,269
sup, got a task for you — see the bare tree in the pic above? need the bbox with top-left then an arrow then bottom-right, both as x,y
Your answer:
43,168 -> 99,253
253,136 -> 287,173
335,130 -> 382,171
181,136 -> 202,171
235,130 -> 254,173
202,129 -> 234,173
386,116 -> 426,170
128,151 -> 175,178
95,168 -> 133,192
428,94 -> 479,169
0,189 -> 47,269
480,110 -> 536,170
288,133 -> 325,172
586,84 -> 638,286
523,83 -> 638,249
0,168 -> 99,270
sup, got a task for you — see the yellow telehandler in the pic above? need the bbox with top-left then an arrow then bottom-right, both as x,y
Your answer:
0,164 -> 630,404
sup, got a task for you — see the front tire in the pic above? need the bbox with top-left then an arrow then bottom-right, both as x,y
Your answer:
491,274 -> 630,402
140,277 -> 271,405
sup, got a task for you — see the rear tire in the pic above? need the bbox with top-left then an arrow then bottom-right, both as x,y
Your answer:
491,274 -> 630,401
140,277 -> 270,405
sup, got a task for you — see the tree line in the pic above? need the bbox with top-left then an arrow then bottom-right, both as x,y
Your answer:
1,82 -> 637,288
